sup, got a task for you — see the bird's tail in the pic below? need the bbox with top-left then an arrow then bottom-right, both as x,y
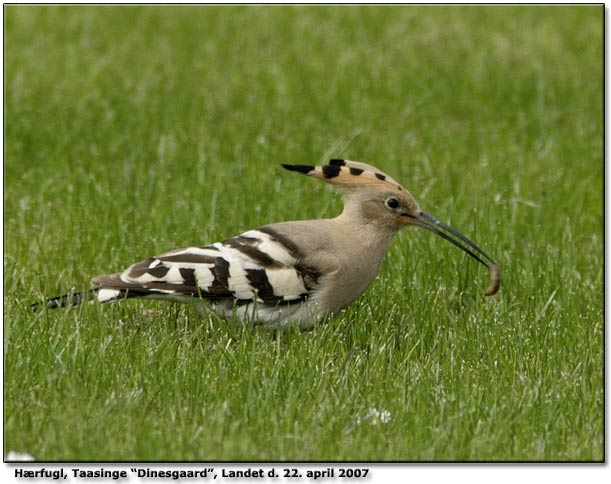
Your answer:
31,287 -> 129,310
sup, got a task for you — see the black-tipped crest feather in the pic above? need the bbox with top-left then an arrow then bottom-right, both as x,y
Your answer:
281,164 -> 314,174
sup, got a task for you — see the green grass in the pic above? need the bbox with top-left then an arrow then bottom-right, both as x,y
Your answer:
4,5 -> 603,461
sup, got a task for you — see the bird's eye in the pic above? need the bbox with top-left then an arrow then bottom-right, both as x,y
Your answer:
385,197 -> 400,209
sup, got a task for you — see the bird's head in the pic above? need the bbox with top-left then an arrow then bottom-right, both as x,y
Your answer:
282,159 -> 501,296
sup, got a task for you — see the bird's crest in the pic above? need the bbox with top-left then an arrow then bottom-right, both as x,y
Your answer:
282,159 -> 405,192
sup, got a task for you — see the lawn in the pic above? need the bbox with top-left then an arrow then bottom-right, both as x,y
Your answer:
3,5 -> 603,461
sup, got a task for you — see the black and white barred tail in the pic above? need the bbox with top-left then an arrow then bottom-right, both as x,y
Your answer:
31,287 -> 136,310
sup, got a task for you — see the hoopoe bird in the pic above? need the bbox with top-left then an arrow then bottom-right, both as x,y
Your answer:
36,160 -> 500,329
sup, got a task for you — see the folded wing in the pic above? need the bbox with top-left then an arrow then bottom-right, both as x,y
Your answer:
91,227 -> 320,306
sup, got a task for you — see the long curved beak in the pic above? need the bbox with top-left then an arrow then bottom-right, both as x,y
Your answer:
409,211 -> 501,296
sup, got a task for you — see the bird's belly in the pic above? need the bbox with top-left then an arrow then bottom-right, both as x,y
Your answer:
194,298 -> 325,330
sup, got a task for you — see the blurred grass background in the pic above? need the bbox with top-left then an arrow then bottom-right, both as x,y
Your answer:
4,5 -> 603,461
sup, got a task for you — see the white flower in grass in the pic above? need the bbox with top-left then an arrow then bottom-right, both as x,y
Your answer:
378,409 -> 392,424
5,451 -> 35,461
356,407 -> 391,426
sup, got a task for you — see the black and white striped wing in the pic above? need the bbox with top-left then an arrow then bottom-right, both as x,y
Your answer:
91,227 -> 319,305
